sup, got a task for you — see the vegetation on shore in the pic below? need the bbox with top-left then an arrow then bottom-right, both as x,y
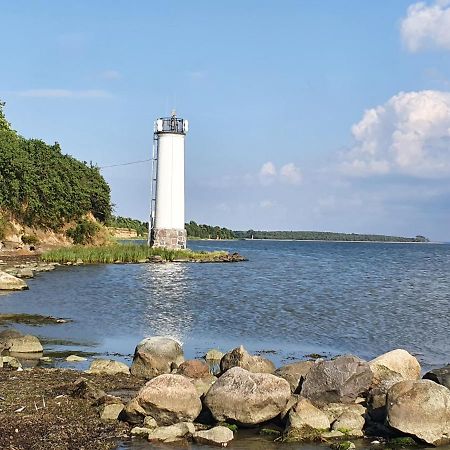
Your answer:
0,100 -> 112,236
185,221 -> 235,240
107,216 -> 148,236
42,244 -> 230,264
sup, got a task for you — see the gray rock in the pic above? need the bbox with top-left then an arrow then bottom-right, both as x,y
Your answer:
190,374 -> 217,397
100,403 -> 124,421
130,336 -> 184,379
321,402 -> 366,423
287,397 -> 330,432
386,379 -> 450,446
0,271 -> 28,290
423,365 -> 450,390
147,422 -> 195,443
0,330 -> 43,353
2,355 -> 22,369
193,426 -> 234,447
275,361 -> 315,393
16,268 -> 34,279
66,355 -> 87,362
220,346 -> 275,374
301,355 -> 373,404
130,374 -> 201,425
87,359 -> 130,375
143,416 -> 158,428
204,367 -> 291,425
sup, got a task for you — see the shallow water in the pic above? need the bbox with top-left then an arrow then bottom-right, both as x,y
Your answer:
1,240 -> 449,449
1,240 -> 448,370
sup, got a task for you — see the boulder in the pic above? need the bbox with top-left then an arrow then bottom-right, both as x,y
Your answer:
190,374 -> 217,397
369,349 -> 421,386
130,336 -> 184,379
301,355 -> 373,404
2,355 -> 22,369
205,349 -> 224,361
423,365 -> 450,390
386,379 -> 450,446
87,359 -> 130,375
275,361 -> 315,393
193,426 -> 234,447
123,397 -> 147,424
177,359 -> 210,378
0,271 -> 28,290
0,330 -> 43,354
287,397 -> 330,432
321,403 -> 366,423
100,403 -> 124,421
147,422 -> 195,443
131,374 -> 201,425
204,367 -> 291,425
220,346 -> 275,374
66,355 -> 87,362
16,268 -> 34,279
331,411 -> 365,437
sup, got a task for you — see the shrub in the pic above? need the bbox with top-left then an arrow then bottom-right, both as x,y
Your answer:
21,234 -> 40,245
66,220 -> 100,245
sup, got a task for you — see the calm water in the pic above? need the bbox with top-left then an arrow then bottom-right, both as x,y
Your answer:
0,240 -> 449,370
1,240 -> 449,450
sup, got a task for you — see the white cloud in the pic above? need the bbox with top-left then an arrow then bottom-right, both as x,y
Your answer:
259,161 -> 277,185
16,89 -> 113,99
100,70 -> 122,80
401,0 -> 450,52
341,90 -> 450,178
280,163 -> 302,185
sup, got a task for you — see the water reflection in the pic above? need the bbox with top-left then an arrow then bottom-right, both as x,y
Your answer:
138,263 -> 194,344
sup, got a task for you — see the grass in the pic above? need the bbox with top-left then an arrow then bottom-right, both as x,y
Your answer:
41,244 -> 230,264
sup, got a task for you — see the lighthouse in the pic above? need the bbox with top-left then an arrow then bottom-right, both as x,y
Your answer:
148,111 -> 188,249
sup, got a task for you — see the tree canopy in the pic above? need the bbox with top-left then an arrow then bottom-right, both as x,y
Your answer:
0,101 -> 112,229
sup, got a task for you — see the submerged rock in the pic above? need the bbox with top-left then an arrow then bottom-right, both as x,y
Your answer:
130,336 -> 184,379
0,271 -> 28,290
129,374 -> 201,425
204,367 -> 291,425
220,345 -> 275,374
301,355 -> 373,404
386,379 -> 450,446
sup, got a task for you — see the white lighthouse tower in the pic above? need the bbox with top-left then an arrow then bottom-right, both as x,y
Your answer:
148,111 -> 188,249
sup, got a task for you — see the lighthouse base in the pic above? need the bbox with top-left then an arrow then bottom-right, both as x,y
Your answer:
151,228 -> 187,249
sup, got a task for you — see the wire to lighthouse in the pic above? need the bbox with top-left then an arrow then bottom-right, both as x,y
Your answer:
148,111 -> 188,249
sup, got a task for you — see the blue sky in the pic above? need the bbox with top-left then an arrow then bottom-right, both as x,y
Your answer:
1,1 -> 450,240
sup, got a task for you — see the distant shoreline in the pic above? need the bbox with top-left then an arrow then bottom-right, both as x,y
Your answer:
190,238 -> 441,244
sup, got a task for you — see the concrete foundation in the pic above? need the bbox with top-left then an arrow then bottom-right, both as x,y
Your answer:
151,228 -> 187,249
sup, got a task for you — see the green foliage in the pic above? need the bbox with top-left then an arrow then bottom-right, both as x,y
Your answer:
387,437 -> 418,447
107,215 -> 148,236
42,244 -> 228,264
185,221 -> 235,239
66,220 -> 100,245
234,230 -> 429,242
0,101 -> 14,132
0,100 -> 112,230
21,234 -> 40,245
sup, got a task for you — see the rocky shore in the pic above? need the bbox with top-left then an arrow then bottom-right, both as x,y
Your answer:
0,331 -> 449,450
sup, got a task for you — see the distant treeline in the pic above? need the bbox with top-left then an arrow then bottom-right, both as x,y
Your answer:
185,221 -> 235,239
107,216 -> 148,236
233,230 -> 429,242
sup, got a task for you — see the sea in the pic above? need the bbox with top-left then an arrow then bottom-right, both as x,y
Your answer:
1,240 -> 449,449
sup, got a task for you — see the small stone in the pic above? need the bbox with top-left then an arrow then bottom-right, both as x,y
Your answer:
143,416 -> 158,429
2,356 -> 22,369
66,355 -> 87,362
130,427 -> 153,437
205,349 -> 224,361
193,426 -> 234,447
100,403 -> 124,421
147,422 -> 195,443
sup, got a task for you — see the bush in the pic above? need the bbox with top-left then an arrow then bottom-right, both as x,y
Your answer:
0,216 -> 12,240
21,234 -> 40,245
66,220 -> 100,245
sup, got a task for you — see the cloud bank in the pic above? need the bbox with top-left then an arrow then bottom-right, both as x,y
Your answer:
259,161 -> 302,185
342,90 -> 450,178
401,0 -> 450,52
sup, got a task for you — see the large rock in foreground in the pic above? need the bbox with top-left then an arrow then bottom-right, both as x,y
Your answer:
220,346 -> 275,374
369,349 -> 421,386
301,355 -> 373,404
423,365 -> 450,390
204,367 -> 291,425
130,336 -> 184,379
386,379 -> 450,446
129,374 -> 201,425
0,271 -> 28,290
